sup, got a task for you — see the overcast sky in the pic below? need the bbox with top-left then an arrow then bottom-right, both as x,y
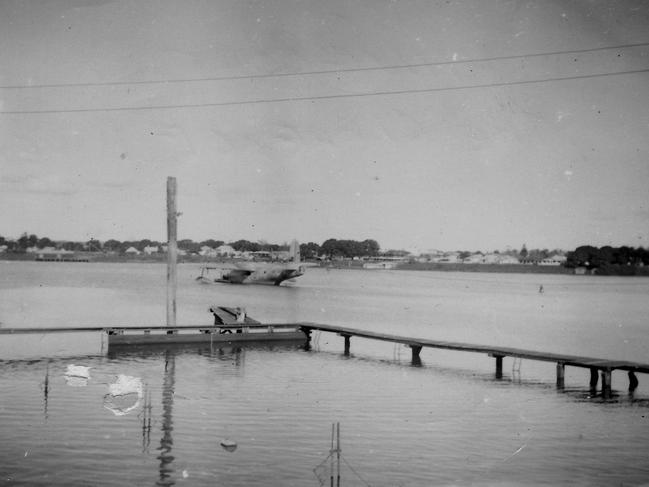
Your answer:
1,0 -> 648,252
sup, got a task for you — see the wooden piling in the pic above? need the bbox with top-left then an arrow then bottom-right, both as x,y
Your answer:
410,345 -> 422,361
556,362 -> 565,388
492,354 -> 504,378
589,368 -> 599,389
629,371 -> 639,391
343,334 -> 351,355
166,177 -> 178,327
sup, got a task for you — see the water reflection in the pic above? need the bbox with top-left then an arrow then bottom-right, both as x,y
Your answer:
141,388 -> 153,454
42,361 -> 50,421
108,340 -> 304,361
156,350 -> 176,486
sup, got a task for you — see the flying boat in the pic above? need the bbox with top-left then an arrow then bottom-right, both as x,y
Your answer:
196,240 -> 305,286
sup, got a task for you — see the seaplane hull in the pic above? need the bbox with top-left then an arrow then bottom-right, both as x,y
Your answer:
197,263 -> 305,286
196,239 -> 305,286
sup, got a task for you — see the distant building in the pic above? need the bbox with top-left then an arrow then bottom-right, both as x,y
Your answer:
199,246 -> 218,257
143,245 -> 160,255
463,253 -> 484,264
495,255 -> 520,264
434,252 -> 461,263
125,246 -> 140,255
216,245 -> 236,256
520,254 -> 566,266
538,254 -> 567,266
35,248 -> 80,261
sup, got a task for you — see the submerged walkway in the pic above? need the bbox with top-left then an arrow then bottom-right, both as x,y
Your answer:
2,323 -> 647,395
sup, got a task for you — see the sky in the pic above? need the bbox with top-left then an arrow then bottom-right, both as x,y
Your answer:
1,0 -> 648,253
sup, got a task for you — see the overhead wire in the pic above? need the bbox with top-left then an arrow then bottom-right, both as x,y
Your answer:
1,67 -> 648,115
1,41 -> 648,90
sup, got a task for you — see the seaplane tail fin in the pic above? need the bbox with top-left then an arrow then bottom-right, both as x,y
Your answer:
289,239 -> 300,263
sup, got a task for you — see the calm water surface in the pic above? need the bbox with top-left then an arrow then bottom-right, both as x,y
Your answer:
1,261 -> 649,486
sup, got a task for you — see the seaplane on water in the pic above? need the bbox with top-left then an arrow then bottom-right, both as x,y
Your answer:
196,240 -> 306,286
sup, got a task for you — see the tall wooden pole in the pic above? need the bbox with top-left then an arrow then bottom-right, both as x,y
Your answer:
166,177 -> 177,327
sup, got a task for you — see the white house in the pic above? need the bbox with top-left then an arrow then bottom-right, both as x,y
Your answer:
497,254 -> 520,264
463,253 -> 484,264
538,254 -> 567,266
199,246 -> 218,257
143,245 -> 159,255
216,245 -> 236,256
125,246 -> 140,255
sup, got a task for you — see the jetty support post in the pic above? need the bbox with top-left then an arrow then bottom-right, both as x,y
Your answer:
409,344 -> 423,366
628,370 -> 639,392
342,334 -> 351,355
589,368 -> 599,390
490,353 -> 504,379
166,177 -> 178,329
556,362 -> 565,388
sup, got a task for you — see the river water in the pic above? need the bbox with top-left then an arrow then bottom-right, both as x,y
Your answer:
1,261 -> 648,486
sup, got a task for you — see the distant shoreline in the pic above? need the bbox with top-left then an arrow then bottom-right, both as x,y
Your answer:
3,253 -> 648,276
323,260 -> 573,275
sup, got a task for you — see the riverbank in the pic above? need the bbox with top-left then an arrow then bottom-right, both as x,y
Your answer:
320,260 -> 649,276
3,253 -> 648,276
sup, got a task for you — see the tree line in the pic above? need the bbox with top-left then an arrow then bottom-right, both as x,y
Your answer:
565,245 -> 649,274
4,233 -> 647,269
0,233 -> 382,260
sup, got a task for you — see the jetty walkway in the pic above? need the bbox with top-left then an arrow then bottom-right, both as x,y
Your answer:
1,323 -> 647,395
299,323 -> 648,395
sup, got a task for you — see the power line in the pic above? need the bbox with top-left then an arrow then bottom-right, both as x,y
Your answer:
1,67 -> 647,115
1,42 -> 648,90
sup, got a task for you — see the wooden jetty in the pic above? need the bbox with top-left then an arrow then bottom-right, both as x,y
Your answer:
0,308 -> 306,347
107,306 -> 306,346
1,321 -> 648,395
299,323 -> 649,396
0,323 -> 306,348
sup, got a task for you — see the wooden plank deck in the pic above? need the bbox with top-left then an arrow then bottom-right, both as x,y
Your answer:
299,323 -> 649,373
